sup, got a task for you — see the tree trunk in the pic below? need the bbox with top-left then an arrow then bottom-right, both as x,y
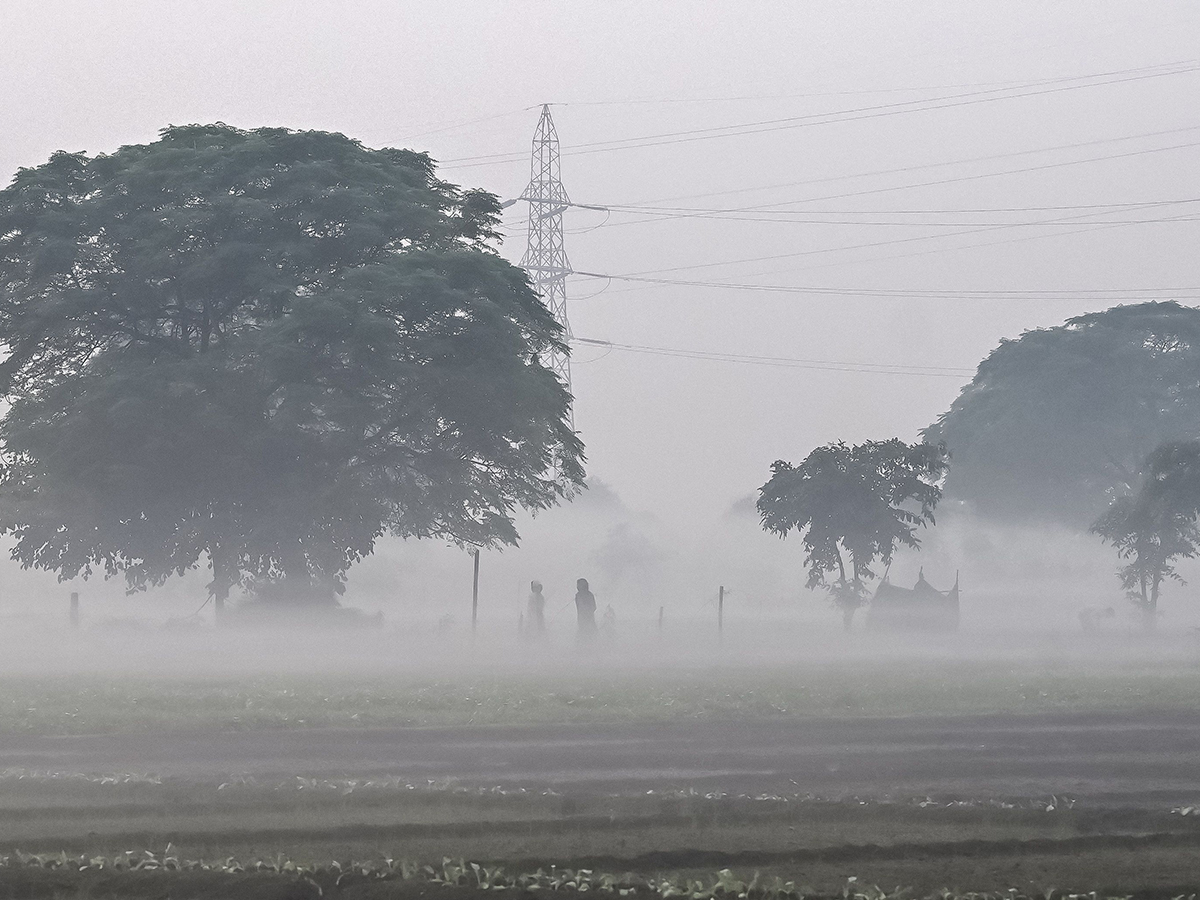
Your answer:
210,546 -> 234,624
1146,574 -> 1161,631
842,606 -> 855,632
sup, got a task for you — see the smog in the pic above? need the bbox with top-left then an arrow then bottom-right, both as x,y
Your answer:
1,4 -> 1200,897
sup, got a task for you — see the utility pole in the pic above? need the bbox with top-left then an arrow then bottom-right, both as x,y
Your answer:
471,549 -> 480,633
520,104 -> 574,428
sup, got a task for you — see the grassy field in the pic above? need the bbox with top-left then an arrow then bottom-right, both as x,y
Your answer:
4,658 -> 1200,735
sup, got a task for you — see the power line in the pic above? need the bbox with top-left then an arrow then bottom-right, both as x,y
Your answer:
564,63 -> 1200,158
574,209 -> 1200,229
497,123 -> 1200,238
601,191 -> 1200,280
441,61 -> 1200,168
499,200 -> 1200,231
572,337 -> 976,378
581,123 -> 1200,210
580,136 -> 1200,234
499,125 -> 1200,234
596,198 -> 1200,217
562,206 -> 1200,299
391,108 -> 530,142
548,76 -> 1068,105
570,272 -> 1200,301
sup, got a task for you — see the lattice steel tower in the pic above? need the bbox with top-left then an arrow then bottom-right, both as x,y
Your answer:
520,105 -> 574,422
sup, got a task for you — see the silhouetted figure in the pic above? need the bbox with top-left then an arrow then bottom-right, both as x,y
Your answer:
574,578 -> 597,640
527,580 -> 546,635
1079,606 -> 1115,633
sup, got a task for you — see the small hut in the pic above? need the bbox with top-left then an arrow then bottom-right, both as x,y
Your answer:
865,569 -> 960,632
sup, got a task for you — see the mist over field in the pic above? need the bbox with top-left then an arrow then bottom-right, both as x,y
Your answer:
3,493 -> 1199,679
3,4 -> 1200,898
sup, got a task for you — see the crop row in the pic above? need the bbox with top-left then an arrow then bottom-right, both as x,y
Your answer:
0,849 -> 1162,900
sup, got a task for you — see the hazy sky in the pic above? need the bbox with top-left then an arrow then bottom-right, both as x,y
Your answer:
4,1 -> 1199,530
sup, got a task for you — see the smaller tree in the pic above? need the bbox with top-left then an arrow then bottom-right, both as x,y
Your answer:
1091,440 -> 1200,629
757,439 -> 949,630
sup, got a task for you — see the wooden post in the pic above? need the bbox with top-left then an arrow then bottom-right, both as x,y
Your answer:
718,585 -> 725,636
69,592 -> 80,629
471,549 -> 480,632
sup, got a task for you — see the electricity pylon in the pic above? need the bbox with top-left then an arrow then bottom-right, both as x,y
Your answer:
520,105 -> 574,426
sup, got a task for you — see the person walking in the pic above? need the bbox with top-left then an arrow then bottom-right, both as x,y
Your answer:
574,578 -> 597,641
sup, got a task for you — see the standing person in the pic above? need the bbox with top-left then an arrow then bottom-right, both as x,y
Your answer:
574,578 -> 597,640
527,581 -> 546,636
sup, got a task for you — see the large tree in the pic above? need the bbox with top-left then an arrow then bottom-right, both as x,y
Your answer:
1091,440 -> 1200,629
925,302 -> 1200,527
757,439 -> 948,630
0,124 -> 583,611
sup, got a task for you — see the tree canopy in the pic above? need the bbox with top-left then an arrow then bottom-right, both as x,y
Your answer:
757,439 -> 948,629
925,302 -> 1200,527
0,124 -> 583,608
1091,440 -> 1200,628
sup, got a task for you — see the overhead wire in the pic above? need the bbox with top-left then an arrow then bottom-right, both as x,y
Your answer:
440,60 -> 1200,168
549,76 -> 1062,105
480,68 -> 1200,314
495,123 -> 1200,245
572,337 -> 976,378
593,198 -> 1200,217
601,190 -> 1200,280
585,134 -> 1200,233
570,271 -> 1200,300
391,108 -> 530,142
577,123 -> 1200,210
577,215 -> 1200,299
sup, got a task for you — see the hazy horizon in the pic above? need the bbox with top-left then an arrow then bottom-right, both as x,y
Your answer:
3,2 -> 1200,635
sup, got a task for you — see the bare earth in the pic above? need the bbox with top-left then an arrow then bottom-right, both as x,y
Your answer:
6,710 -> 1200,802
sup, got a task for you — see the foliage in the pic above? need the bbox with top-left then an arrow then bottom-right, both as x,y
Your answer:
925,301 -> 1200,526
757,439 -> 949,628
0,850 -> 1139,900
1090,440 -> 1200,627
0,124 -> 583,607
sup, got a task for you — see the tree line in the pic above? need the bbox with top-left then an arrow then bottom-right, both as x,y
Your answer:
1,123 -> 1197,628
757,302 -> 1200,630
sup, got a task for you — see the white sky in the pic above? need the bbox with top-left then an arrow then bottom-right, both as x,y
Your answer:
4,0 -> 1199,530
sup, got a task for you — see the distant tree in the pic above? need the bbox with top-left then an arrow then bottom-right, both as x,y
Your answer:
925,302 -> 1200,526
1091,440 -> 1200,629
0,124 -> 584,612
757,439 -> 949,630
